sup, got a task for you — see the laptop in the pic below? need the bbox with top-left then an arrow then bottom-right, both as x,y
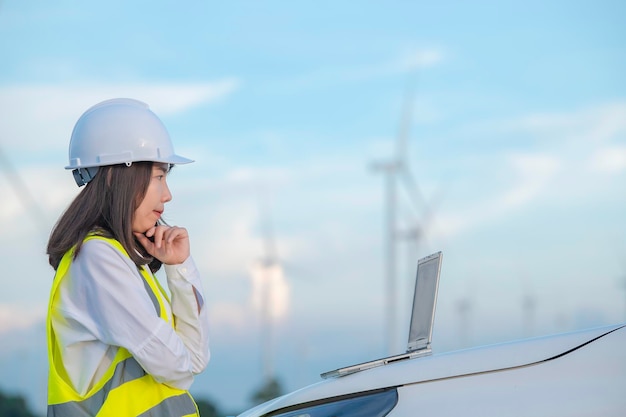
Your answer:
321,251 -> 443,379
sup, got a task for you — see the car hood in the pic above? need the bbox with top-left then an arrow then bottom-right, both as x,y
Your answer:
238,323 -> 625,417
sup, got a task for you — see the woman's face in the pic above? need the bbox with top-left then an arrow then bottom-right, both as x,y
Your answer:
132,163 -> 172,233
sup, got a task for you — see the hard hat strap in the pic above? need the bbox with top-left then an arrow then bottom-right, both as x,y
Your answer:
72,166 -> 99,187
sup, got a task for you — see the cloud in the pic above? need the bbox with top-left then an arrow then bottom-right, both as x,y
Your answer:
0,163 -> 83,232
0,303 -> 46,334
171,98 -> 625,281
502,153 -> 561,207
208,302 -> 249,331
0,80 -> 241,152
268,47 -> 444,93
428,102 -> 626,240
433,152 -> 562,239
588,146 -> 626,173
392,48 -> 444,72
485,101 -> 626,146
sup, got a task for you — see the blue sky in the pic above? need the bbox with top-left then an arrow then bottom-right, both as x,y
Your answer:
1,0 -> 625,414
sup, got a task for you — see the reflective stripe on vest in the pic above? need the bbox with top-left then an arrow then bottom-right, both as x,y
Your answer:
47,235 -> 199,417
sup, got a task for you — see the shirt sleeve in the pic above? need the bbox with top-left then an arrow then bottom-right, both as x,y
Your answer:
69,239 -> 210,390
164,258 -> 211,374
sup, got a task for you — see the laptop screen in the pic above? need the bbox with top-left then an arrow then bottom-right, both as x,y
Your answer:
407,251 -> 442,352
320,250 -> 444,379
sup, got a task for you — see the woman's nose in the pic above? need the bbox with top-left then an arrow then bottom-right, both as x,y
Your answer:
163,181 -> 172,203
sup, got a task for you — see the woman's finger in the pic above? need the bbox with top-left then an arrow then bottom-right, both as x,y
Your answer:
134,232 -> 155,254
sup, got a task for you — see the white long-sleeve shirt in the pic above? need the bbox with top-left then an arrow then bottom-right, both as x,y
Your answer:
50,238 -> 211,395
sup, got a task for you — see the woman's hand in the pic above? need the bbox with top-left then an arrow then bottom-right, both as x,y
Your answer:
135,225 -> 190,265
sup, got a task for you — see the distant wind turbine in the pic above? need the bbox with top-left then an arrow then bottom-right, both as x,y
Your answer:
250,187 -> 288,382
370,73 -> 437,355
521,274 -> 537,338
0,144 -> 49,234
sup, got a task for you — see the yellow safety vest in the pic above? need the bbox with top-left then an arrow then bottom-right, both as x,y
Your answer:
47,235 -> 200,417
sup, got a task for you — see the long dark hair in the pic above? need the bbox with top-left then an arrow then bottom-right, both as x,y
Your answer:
47,161 -> 162,272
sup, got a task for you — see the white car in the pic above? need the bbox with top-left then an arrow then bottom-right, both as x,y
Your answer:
237,252 -> 626,417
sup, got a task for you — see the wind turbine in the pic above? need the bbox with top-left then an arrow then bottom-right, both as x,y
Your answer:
251,187 -> 284,382
521,273 -> 537,338
371,74 -> 434,355
0,144 -> 49,234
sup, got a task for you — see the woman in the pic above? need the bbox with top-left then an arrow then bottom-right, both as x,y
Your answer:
46,98 -> 210,416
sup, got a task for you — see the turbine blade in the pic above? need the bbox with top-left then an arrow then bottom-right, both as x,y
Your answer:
396,75 -> 417,165
398,166 -> 428,217
0,144 -> 49,234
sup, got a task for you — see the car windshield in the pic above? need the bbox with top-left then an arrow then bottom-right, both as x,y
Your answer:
266,389 -> 398,417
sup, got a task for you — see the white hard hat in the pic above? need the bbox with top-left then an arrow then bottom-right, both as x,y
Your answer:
66,98 -> 193,186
